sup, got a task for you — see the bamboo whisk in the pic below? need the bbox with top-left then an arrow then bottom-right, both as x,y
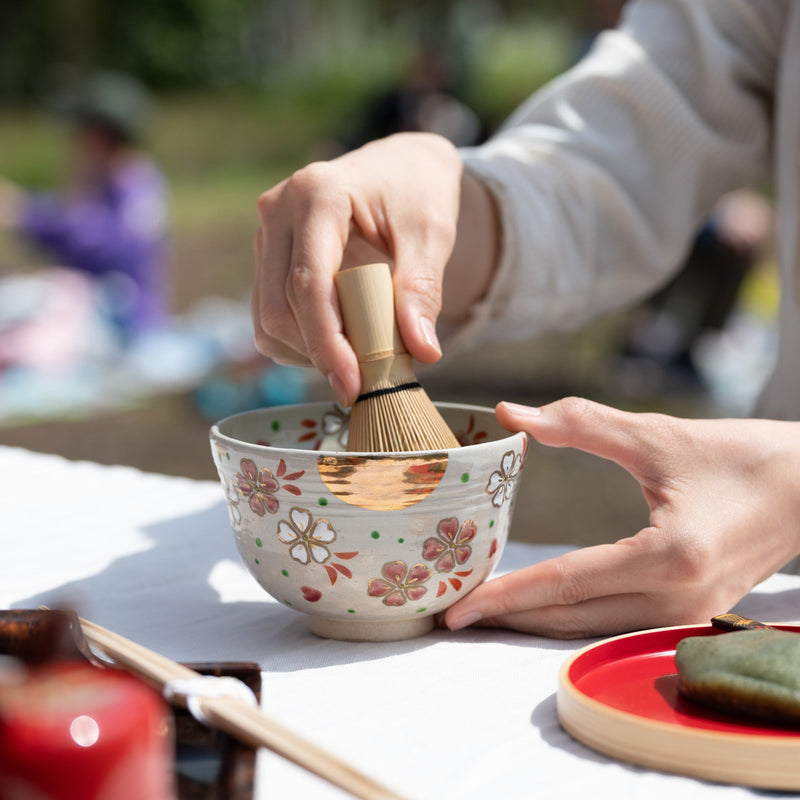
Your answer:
334,262 -> 460,452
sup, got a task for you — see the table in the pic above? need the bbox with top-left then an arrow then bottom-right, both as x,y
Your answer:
2,444 -> 799,799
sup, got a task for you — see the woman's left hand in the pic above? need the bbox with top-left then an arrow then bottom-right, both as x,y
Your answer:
443,397 -> 800,639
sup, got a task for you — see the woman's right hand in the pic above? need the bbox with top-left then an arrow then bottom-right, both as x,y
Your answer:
253,132 -> 465,407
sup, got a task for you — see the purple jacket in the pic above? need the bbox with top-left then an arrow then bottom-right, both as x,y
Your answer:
21,156 -> 170,338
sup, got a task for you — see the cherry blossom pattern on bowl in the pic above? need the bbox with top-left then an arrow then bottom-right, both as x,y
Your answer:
210,402 -> 528,642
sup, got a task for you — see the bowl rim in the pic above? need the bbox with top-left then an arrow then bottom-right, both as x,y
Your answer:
209,400 -> 525,457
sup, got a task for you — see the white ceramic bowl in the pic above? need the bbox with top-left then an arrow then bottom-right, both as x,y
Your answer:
209,401 -> 528,641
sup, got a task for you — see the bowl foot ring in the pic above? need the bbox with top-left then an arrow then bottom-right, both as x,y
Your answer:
308,614 -> 435,642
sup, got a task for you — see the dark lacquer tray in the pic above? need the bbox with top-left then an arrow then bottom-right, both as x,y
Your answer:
0,608 -> 258,800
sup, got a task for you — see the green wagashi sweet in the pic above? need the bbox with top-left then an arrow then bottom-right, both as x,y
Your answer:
676,628 -> 800,724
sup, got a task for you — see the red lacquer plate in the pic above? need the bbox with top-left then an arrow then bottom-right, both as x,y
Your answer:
557,623 -> 800,790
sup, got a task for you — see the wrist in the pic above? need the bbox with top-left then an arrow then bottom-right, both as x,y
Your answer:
441,168 -> 500,323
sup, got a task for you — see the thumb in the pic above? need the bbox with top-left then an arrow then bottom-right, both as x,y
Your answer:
495,398 -> 671,477
391,250 -> 446,365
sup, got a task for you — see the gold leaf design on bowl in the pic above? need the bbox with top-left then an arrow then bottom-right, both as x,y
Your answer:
317,454 -> 448,510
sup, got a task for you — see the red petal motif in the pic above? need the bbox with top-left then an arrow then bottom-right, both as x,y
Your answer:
333,563 -> 352,579
435,552 -> 455,573
257,469 -> 279,492
406,586 -> 427,601
384,590 -> 406,607
407,563 -> 432,584
240,459 -> 257,482
367,578 -> 393,598
249,495 -> 267,516
422,538 -> 445,560
437,517 -> 459,542
382,561 -> 407,584
457,521 -> 477,544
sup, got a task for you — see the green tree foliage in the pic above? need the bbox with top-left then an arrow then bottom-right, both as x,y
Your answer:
0,0 -> 577,103
0,0 -> 261,100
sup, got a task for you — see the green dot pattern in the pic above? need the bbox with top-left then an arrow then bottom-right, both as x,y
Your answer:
460,472 -> 470,483
281,569 -> 289,577
254,558 -> 260,565
416,607 -> 427,613
255,537 -> 263,547
397,538 -> 404,544
371,531 -> 380,540
489,520 -> 495,528
347,609 -> 356,614
318,497 -> 328,507
271,420 -> 280,432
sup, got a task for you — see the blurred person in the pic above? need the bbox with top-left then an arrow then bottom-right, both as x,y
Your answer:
583,2 -> 775,393
341,45 -> 483,151
250,0 -> 800,640
0,70 -> 169,373
573,0 -> 775,394
621,189 -> 774,389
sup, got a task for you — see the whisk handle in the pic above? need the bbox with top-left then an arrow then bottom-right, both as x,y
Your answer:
335,263 -> 405,362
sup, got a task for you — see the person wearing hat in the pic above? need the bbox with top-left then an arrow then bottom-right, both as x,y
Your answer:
0,70 -> 170,348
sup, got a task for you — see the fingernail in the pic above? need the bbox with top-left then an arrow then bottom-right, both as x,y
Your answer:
449,610 -> 482,631
419,317 -> 442,357
501,402 -> 541,418
327,372 -> 349,407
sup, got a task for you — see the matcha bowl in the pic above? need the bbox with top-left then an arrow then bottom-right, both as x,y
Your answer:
209,401 -> 527,642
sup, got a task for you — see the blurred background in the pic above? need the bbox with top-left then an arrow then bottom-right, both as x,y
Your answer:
0,0 -> 779,547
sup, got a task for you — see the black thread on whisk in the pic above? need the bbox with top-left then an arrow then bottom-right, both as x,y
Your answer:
355,382 -> 422,404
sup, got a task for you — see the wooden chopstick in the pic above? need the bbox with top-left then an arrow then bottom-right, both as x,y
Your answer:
77,615 -> 407,800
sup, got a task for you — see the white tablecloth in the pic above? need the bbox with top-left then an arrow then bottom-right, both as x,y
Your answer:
2,445 -> 799,799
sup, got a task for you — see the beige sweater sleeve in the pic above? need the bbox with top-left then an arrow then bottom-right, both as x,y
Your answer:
448,0 -> 781,352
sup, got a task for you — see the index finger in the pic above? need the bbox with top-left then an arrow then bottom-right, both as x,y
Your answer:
282,167 -> 362,406
496,398 -> 685,484
252,227 -> 313,366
